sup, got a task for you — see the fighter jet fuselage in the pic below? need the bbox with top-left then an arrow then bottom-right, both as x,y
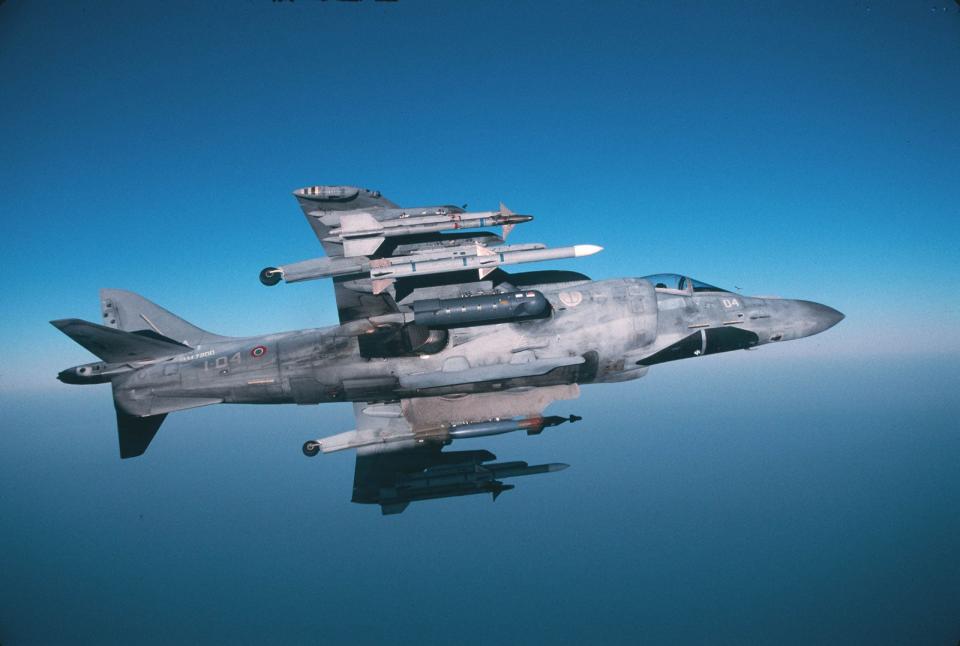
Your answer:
57,276 -> 842,412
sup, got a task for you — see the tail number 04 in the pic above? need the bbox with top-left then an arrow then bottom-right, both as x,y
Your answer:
721,298 -> 741,308
203,352 -> 243,371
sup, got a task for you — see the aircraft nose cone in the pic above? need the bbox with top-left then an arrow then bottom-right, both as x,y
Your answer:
801,301 -> 845,335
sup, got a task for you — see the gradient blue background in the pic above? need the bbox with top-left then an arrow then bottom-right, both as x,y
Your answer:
2,1 -> 958,644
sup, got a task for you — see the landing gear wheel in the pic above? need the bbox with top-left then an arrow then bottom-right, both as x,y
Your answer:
259,267 -> 282,286
302,441 -> 320,457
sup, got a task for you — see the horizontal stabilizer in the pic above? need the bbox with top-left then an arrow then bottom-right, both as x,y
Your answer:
51,319 -> 190,363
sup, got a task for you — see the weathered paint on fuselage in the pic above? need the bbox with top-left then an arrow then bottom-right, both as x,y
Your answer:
109,277 -> 843,414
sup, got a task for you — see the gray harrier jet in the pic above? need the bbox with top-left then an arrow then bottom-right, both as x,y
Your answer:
53,185 -> 843,513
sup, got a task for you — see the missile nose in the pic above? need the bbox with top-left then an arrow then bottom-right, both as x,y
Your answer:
573,244 -> 603,257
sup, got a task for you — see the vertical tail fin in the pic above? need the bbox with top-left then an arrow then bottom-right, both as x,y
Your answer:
100,289 -> 227,346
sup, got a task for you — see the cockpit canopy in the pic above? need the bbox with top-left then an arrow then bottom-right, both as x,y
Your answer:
642,274 -> 730,293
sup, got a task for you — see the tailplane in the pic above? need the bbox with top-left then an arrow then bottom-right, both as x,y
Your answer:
51,319 -> 191,363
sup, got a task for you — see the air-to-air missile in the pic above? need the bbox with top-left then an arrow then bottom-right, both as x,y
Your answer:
326,202 -> 533,257
304,414 -> 582,455
260,242 -> 603,294
293,187 -> 534,257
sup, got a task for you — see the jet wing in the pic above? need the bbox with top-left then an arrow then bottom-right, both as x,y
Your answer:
342,385 -> 579,514
293,185 -> 399,257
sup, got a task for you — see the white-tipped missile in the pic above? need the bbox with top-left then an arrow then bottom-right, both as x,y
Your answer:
574,244 -> 603,257
261,242 -> 603,293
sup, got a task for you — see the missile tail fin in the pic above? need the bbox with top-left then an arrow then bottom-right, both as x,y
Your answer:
491,483 -> 514,501
371,278 -> 395,295
380,502 -> 410,515
343,236 -> 385,257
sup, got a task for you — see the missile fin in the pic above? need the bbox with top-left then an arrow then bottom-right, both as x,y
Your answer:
490,483 -> 515,501
343,236 -> 385,258
338,211 -> 383,235
371,278 -> 394,295
502,223 -> 516,239
478,266 -> 497,279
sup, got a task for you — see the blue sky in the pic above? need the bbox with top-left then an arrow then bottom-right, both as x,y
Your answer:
2,1 -> 959,388
2,3 -> 960,643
